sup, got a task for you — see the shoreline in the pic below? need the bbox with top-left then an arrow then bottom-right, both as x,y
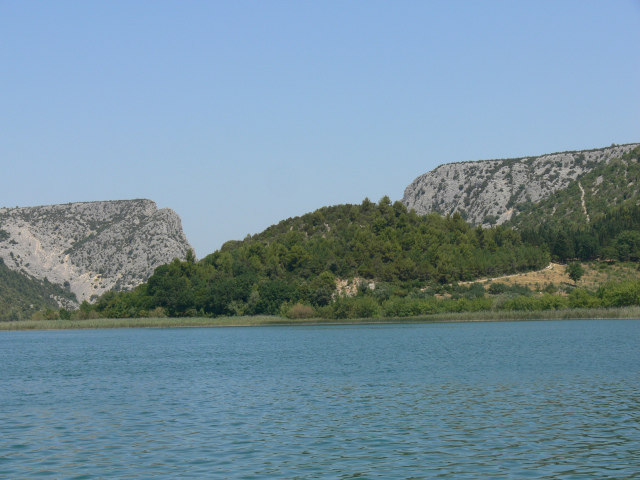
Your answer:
2,306 -> 640,331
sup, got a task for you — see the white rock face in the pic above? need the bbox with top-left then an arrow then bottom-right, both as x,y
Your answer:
0,199 -> 193,304
402,144 -> 638,227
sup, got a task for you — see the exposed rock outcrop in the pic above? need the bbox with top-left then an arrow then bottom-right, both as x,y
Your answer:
0,199 -> 193,304
402,143 -> 638,227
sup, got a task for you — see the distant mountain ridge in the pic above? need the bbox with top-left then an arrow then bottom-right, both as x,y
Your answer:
402,143 -> 639,226
0,199 -> 192,303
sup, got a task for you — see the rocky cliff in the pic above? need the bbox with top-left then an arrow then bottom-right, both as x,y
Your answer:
402,143 -> 639,226
0,199 -> 193,304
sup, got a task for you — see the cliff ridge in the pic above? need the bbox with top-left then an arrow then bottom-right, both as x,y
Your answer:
0,199 -> 193,303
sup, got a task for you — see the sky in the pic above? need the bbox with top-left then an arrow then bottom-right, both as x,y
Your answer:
1,1 -> 639,257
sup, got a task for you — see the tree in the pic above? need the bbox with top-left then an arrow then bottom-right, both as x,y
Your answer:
310,271 -> 336,306
565,262 -> 585,285
553,230 -> 575,262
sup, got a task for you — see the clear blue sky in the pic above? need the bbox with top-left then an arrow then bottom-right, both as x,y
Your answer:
1,1 -> 639,257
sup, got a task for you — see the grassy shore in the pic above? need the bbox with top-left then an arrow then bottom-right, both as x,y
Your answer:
2,306 -> 640,331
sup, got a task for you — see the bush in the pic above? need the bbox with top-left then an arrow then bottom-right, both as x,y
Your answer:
331,298 -> 351,319
31,308 -> 59,321
351,296 -> 381,319
501,294 -> 569,311
382,297 -> 439,317
569,289 -> 600,309
465,283 -> 486,299
598,280 -> 640,307
284,303 -> 315,319
488,283 -> 532,296
488,282 -> 508,294
314,305 -> 334,319
372,283 -> 394,302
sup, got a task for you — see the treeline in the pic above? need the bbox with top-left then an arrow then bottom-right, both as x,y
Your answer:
40,276 -> 640,321
293,279 -> 640,319
520,203 -> 640,263
80,198 -> 549,319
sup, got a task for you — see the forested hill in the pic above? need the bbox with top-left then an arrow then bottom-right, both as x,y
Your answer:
91,198 -> 549,318
509,145 -> 640,263
213,197 -> 548,283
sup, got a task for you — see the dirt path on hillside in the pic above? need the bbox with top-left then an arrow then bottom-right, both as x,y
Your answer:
459,261 -> 640,291
459,263 -> 560,286
579,181 -> 590,223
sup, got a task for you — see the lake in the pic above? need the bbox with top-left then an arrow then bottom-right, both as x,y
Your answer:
1,320 -> 639,479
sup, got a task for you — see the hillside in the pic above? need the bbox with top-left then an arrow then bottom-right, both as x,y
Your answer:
403,143 -> 638,226
508,145 -> 640,231
0,199 -> 193,302
86,198 -> 550,319
0,257 -> 77,321
461,261 -> 640,293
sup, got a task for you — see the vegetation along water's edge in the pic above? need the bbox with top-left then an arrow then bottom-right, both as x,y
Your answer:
2,306 -> 640,331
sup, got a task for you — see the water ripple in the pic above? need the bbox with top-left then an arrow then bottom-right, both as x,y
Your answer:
1,320 -> 639,478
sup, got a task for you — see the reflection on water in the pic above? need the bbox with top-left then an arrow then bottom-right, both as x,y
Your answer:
1,320 -> 639,478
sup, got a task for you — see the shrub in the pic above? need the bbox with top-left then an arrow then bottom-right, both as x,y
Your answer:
285,303 -> 315,319
314,305 -> 334,319
598,280 -> 640,307
569,289 -> 600,309
351,296 -> 381,319
372,283 -> 394,302
331,298 -> 351,319
488,283 -> 532,296
501,294 -> 569,311
488,282 -> 508,294
465,283 -> 486,299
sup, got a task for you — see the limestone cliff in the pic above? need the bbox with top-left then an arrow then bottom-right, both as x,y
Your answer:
0,199 -> 193,304
402,144 -> 639,226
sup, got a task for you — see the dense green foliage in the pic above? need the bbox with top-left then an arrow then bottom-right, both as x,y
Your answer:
83,198 -> 549,319
512,146 -> 640,263
519,202 -> 640,263
0,258 -> 77,320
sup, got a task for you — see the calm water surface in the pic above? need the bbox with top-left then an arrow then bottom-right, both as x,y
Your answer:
1,320 -> 639,479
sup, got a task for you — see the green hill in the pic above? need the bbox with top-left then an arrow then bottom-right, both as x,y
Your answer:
507,146 -> 640,262
88,198 -> 549,318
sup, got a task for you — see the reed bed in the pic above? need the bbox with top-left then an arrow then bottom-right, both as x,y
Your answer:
2,306 -> 640,331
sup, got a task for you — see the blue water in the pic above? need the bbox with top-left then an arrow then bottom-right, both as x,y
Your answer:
1,320 -> 639,479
